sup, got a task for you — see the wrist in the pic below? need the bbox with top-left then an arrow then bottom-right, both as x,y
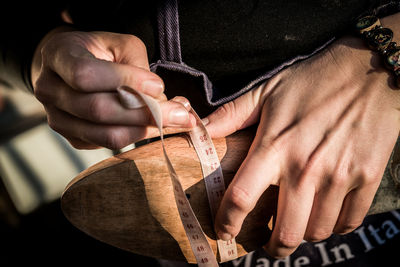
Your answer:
329,12 -> 400,88
381,12 -> 400,38
327,32 -> 400,111
327,35 -> 385,81
356,13 -> 400,85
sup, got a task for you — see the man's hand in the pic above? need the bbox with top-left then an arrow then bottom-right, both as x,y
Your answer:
32,31 -> 195,149
205,36 -> 400,257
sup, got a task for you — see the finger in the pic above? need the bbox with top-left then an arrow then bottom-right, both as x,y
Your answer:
334,183 -> 380,234
205,84 -> 266,138
214,128 -> 283,240
37,71 -> 195,128
264,179 -> 315,258
43,43 -> 164,96
44,106 -> 101,149
46,106 -> 156,150
333,135 -> 394,234
303,124 -> 353,242
59,90 -> 195,127
116,86 -> 196,127
304,182 -> 346,242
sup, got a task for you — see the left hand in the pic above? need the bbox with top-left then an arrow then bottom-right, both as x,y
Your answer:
205,36 -> 400,257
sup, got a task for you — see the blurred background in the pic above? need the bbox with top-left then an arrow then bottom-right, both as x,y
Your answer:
0,85 -> 160,265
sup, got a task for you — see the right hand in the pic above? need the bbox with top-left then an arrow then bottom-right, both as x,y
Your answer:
205,35 -> 400,257
32,30 -> 195,149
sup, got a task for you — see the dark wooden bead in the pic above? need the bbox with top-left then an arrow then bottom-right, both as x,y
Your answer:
356,15 -> 400,88
356,15 -> 381,34
367,27 -> 393,51
385,48 -> 400,72
382,42 -> 398,55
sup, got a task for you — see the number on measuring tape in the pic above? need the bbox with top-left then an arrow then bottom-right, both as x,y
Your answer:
205,147 -> 213,155
199,134 -> 207,142
118,86 -> 238,266
201,258 -> 209,263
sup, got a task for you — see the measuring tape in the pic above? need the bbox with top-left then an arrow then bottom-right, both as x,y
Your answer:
118,86 -> 238,266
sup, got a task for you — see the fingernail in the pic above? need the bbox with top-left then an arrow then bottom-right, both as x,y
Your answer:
142,80 -> 164,96
169,107 -> 189,125
117,87 -> 144,109
171,96 -> 191,110
201,117 -> 209,126
217,231 -> 232,241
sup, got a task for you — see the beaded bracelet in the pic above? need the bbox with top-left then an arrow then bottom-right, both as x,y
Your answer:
355,15 -> 400,87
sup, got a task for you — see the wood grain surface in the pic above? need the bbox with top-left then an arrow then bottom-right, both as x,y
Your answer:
61,127 -> 400,263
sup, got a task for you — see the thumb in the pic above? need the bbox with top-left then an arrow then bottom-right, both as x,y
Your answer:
204,88 -> 264,138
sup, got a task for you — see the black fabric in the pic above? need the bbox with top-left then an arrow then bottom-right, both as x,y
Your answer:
179,0 -> 371,95
68,0 -> 400,110
158,210 -> 400,266
1,0 -> 399,96
66,0 -> 158,63
67,0 -> 399,99
222,209 -> 400,267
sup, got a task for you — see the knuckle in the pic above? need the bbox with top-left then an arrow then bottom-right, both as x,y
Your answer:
170,96 -> 190,108
40,36 -> 57,60
214,99 -> 251,133
71,60 -> 95,89
68,140 -> 85,149
87,96 -> 108,122
297,165 -> 320,187
275,231 -> 303,249
358,163 -> 382,185
226,185 -> 254,214
257,137 -> 273,153
305,229 -> 332,242
40,41 -> 51,56
255,140 -> 274,160
47,115 -> 61,133
125,35 -> 147,53
328,174 -> 348,188
334,221 -> 363,235
258,134 -> 287,156
68,139 -> 94,150
264,247 -> 293,259
103,129 -> 127,150
34,76 -> 53,104
360,171 -> 381,186
217,222 -> 239,238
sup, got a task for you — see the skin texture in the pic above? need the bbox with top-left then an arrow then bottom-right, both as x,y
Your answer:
205,14 -> 400,258
31,12 -> 400,259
